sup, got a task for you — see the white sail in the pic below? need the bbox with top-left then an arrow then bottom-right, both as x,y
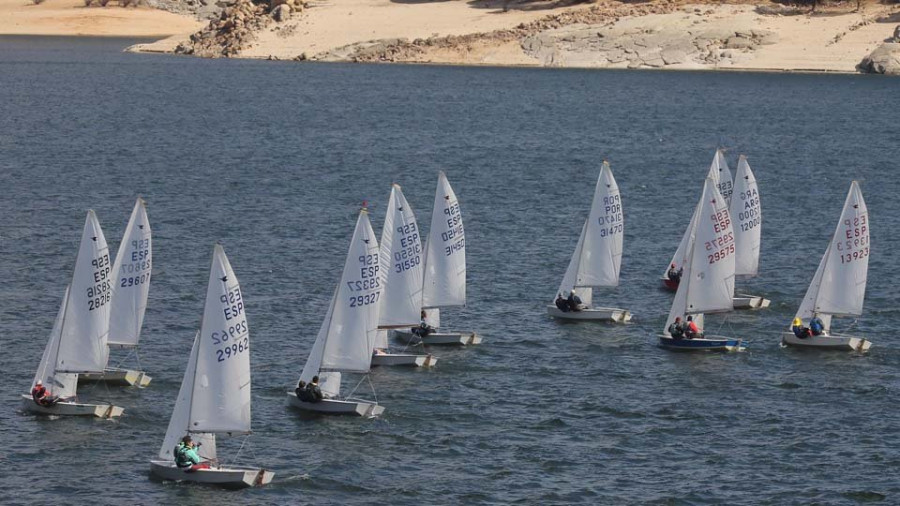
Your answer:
685,178 -> 736,315
378,184 -> 425,328
795,182 -> 869,328
707,149 -> 734,203
422,172 -> 466,308
556,220 -> 587,300
56,211 -> 111,374
301,210 -> 382,383
109,198 -> 152,347
158,331 -> 217,462
663,201 -> 700,278
664,233 -> 695,333
578,161 -> 624,288
730,156 -> 761,277
33,286 -> 77,400
189,245 -> 251,435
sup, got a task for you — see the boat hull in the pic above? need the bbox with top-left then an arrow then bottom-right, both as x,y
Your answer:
732,294 -> 771,310
546,305 -> 631,322
392,329 -> 482,346
286,393 -> 384,417
79,368 -> 152,387
371,353 -> 437,367
661,277 -> 679,291
780,332 -> 871,351
149,460 -> 274,489
658,334 -> 745,352
20,394 -> 124,418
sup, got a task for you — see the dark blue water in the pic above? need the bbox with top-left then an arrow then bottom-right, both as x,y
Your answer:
1,36 -> 899,504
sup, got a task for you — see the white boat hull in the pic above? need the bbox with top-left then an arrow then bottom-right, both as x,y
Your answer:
546,305 -> 632,322
732,294 -> 771,310
657,334 -> 745,352
781,331 -> 871,351
286,393 -> 384,417
371,353 -> 437,367
149,460 -> 273,488
392,329 -> 482,346
20,394 -> 124,418
79,368 -> 152,387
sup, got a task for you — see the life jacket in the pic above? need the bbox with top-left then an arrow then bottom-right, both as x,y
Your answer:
32,385 -> 47,402
174,444 -> 192,468
810,318 -> 824,334
686,321 -> 699,334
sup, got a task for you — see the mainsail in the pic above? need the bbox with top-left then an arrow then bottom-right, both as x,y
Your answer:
378,184 -> 425,329
56,211 -> 111,374
109,198 -> 152,347
422,172 -> 466,309
189,245 -> 252,435
707,149 -> 734,203
730,156 -> 761,277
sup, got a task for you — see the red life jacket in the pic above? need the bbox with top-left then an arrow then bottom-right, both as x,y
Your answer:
32,385 -> 47,401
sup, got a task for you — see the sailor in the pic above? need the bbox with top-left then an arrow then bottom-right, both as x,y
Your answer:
791,317 -> 811,339
555,293 -> 569,312
668,317 -> 685,340
296,380 -> 312,401
174,436 -> 209,471
684,315 -> 702,339
305,376 -> 324,403
809,314 -> 825,336
566,291 -> 584,312
667,263 -> 683,283
31,380 -> 58,407
413,310 -> 435,337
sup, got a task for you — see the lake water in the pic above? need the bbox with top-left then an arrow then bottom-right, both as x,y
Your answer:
1,35 -> 899,504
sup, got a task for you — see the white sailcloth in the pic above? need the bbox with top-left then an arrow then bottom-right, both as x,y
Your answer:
32,286 -> 77,400
664,178 -> 735,331
378,184 -> 425,329
556,220 -> 592,305
189,245 -> 251,435
422,171 -> 466,308
730,156 -> 761,277
158,331 -> 217,462
109,197 -> 152,347
299,210 -> 382,394
57,210 -> 111,374
707,149 -> 734,203
663,201 -> 700,278
794,181 -> 869,331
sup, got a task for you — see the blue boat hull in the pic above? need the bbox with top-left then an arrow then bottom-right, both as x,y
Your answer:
658,335 -> 744,352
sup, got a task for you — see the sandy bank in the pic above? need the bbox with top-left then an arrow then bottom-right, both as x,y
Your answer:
0,0 -> 202,37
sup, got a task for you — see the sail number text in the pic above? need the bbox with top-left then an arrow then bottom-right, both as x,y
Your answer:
597,194 -> 623,237
737,188 -> 761,232
214,285 -> 249,362
707,211 -> 735,264
349,253 -> 382,307
836,214 -> 869,264
87,254 -> 112,311
119,238 -> 151,288
394,223 -> 422,273
441,201 -> 465,257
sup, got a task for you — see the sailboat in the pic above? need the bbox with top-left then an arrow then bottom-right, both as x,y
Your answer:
781,181 -> 871,351
21,211 -> 124,418
80,198 -> 153,386
394,172 -> 481,346
149,245 -> 273,488
659,178 -> 744,351
730,156 -> 770,310
370,185 -> 437,367
547,161 -> 630,322
287,208 -> 385,417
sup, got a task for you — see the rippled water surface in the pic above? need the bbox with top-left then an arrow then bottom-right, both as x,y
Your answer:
1,36 -> 899,505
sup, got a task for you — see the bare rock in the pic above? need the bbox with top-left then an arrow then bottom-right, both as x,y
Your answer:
271,3 -> 291,22
660,48 -> 687,64
725,36 -> 754,49
858,42 -> 900,74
